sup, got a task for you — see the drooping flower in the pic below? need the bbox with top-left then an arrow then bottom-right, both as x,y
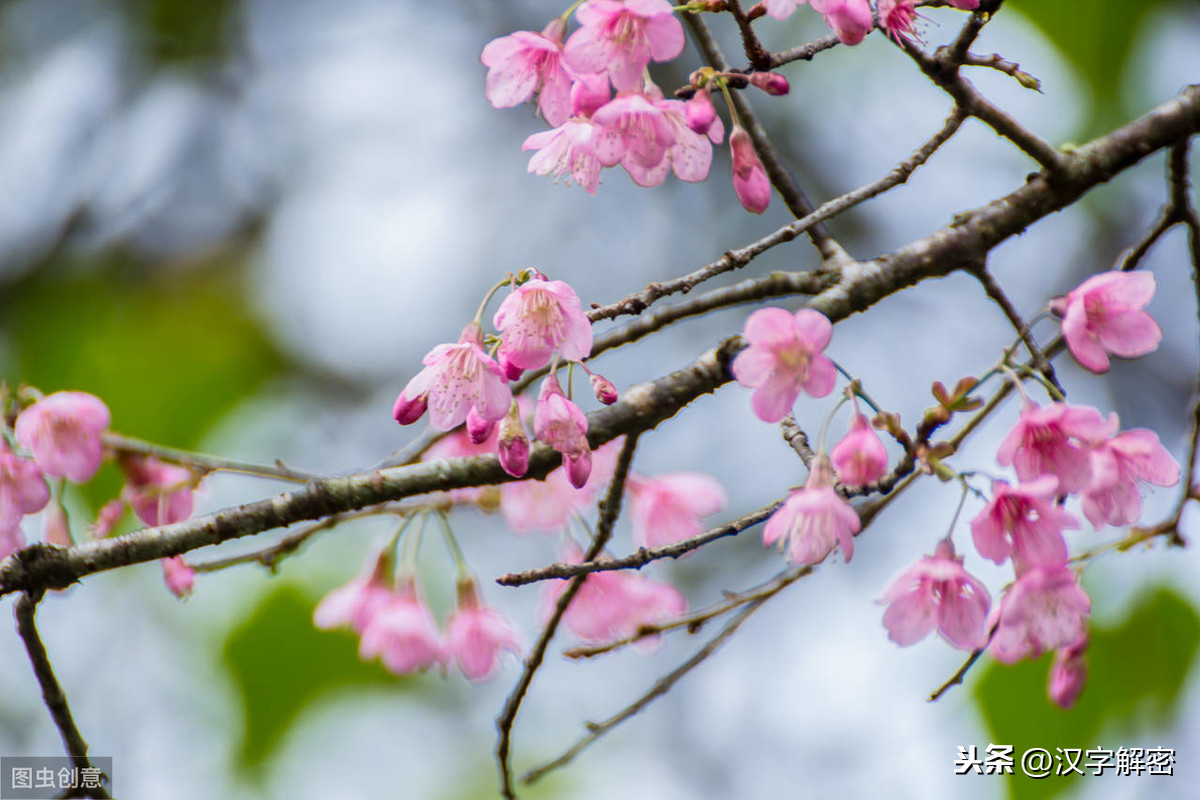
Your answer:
618,92 -> 719,187
522,119 -> 614,194
1080,426 -> 1180,528
497,403 -> 531,478
314,547 -> 395,633
810,0 -> 873,45
393,323 -> 512,431
14,391 -> 111,483
1050,271 -> 1162,374
830,413 -> 888,487
494,275 -> 593,374
763,454 -> 860,565
591,92 -> 676,173
161,556 -> 196,599
729,125 -> 771,214
990,565 -> 1091,664
684,88 -> 717,136
545,547 -> 686,646
880,539 -> 991,651
627,471 -> 727,549
481,18 -> 575,126
996,400 -> 1115,494
732,307 -> 837,423
564,0 -> 686,93
443,580 -> 522,682
1047,635 -> 1088,709
876,0 -> 919,43
969,476 -> 1078,572
0,445 -> 50,533
358,578 -> 445,675
534,374 -> 592,488
120,455 -> 194,527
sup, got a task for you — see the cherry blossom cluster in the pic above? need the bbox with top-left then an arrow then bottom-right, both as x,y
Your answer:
481,1 -> 984,212
730,269 -> 1180,708
394,269 -> 614,487
1,389 -> 201,597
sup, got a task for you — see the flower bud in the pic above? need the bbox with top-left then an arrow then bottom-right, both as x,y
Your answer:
589,372 -> 618,405
749,72 -> 789,96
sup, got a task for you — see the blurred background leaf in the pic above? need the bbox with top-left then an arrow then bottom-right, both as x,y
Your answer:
973,587 -> 1200,799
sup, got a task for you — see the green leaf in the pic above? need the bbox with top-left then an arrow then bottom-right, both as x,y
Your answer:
138,0 -> 237,64
221,584 -> 416,775
973,587 -> 1200,799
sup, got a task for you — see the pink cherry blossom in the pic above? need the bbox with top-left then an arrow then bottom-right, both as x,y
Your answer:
763,454 -> 860,565
15,391 -> 111,483
497,404 -> 531,478
0,445 -> 50,533
621,92 -> 720,187
91,499 -> 125,539
1048,635 -> 1088,708
546,548 -> 686,645
811,0 -> 873,45
534,374 -> 592,488
314,548 -> 394,633
564,0 -> 685,93
830,413 -> 888,487
880,539 -> 991,650
494,276 -> 593,373
591,92 -> 676,173
120,456 -> 194,527
501,439 -> 622,533
627,472 -> 727,549
358,579 -> 444,675
969,476 -> 1078,571
876,0 -> 919,43
161,556 -> 196,599
444,581 -> 522,682
990,565 -> 1091,664
522,119 -> 613,194
1050,271 -> 1162,374
1081,426 -> 1180,528
763,0 -> 806,20
481,19 -> 574,126
748,72 -> 790,96
394,323 -> 512,432
729,125 -> 771,214
732,307 -> 837,423
685,89 -> 717,136
996,400 -> 1115,494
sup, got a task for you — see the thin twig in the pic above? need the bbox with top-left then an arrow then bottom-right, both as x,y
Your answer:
496,501 -> 782,587
960,53 -> 1040,92
768,34 -> 840,69
15,592 -> 111,799
970,266 -> 1060,394
726,0 -> 771,70
928,624 -> 996,702
103,432 -> 323,483
563,565 -> 813,659
495,434 -> 640,799
522,567 -> 804,785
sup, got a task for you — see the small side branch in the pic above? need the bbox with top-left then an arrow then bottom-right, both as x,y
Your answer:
971,266 -> 1060,393
103,432 -> 324,484
522,566 -> 804,786
15,592 -> 111,799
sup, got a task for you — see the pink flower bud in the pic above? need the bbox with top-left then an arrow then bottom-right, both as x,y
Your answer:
749,72 -> 789,96
685,89 -> 717,135
466,406 -> 495,445
534,374 -> 591,482
566,447 -> 592,489
730,126 -> 770,214
498,405 -> 530,478
161,556 -> 196,599
1048,636 -> 1088,709
830,413 -> 888,487
392,390 -> 428,425
589,372 -> 618,405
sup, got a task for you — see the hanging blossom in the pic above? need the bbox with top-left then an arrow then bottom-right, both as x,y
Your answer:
393,323 -> 512,431
811,0 -> 874,46
611,89 -> 720,188
880,539 -> 991,651
989,565 -> 1091,664
996,400 -> 1115,494
481,18 -> 574,126
358,577 -> 445,676
1080,426 -> 1180,528
626,471 -> 727,549
563,0 -> 686,93
732,307 -> 837,423
969,476 -> 1078,572
161,556 -> 196,600
14,391 -> 111,484
0,443 -> 50,537
314,546 -> 396,633
443,580 -> 523,682
534,374 -> 592,488
545,546 -> 686,647
763,454 -> 860,565
1050,270 -> 1162,374
120,455 -> 195,527
729,124 -> 771,214
493,272 -> 593,376
830,413 -> 888,487
1048,635 -> 1089,709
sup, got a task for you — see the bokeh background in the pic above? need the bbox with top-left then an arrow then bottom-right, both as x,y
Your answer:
0,1 -> 1198,798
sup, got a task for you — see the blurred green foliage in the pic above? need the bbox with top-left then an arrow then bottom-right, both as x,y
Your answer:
222,584 -> 417,776
132,0 -> 236,63
973,587 -> 1200,799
